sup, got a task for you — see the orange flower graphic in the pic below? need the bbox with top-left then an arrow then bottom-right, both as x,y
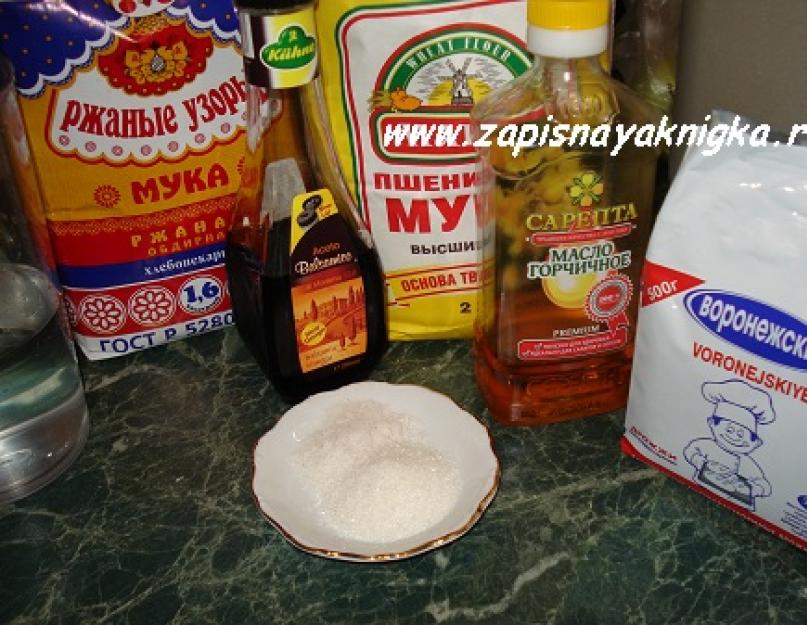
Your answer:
125,41 -> 188,85
94,185 -> 121,209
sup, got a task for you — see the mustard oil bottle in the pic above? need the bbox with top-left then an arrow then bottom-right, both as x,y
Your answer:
227,0 -> 387,403
472,0 -> 659,425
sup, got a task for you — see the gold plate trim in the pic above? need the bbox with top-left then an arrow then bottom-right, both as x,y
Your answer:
251,395 -> 501,562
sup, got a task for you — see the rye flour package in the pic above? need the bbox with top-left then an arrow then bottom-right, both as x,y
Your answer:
0,0 -> 245,359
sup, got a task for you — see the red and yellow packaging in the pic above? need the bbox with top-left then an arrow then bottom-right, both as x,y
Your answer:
0,0 -> 245,359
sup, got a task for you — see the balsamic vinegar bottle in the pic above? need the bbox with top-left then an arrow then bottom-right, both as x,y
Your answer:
227,0 -> 387,403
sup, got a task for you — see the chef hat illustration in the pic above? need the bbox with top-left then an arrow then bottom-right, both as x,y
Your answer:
702,379 -> 776,433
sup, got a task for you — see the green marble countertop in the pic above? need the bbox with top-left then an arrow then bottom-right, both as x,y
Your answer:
2,330 -> 806,625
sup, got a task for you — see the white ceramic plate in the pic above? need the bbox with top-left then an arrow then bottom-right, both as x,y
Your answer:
252,381 -> 500,562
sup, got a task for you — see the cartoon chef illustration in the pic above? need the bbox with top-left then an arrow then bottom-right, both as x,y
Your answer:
684,379 -> 775,510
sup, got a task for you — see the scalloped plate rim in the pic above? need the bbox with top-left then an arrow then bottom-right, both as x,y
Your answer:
251,381 -> 501,562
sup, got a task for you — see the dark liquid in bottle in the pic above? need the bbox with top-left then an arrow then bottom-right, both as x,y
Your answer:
227,216 -> 387,404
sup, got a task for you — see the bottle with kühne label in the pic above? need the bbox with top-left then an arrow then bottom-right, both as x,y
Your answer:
227,0 -> 387,403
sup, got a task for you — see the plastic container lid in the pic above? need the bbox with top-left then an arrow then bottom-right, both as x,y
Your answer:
527,0 -> 610,57
528,0 -> 610,30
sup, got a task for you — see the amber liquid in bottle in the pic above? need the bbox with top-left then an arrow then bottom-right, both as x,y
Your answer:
472,56 -> 658,425
227,4 -> 387,403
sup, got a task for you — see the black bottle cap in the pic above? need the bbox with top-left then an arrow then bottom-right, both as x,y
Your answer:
235,0 -> 312,11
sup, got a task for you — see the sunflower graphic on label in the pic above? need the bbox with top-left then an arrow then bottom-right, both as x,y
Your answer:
569,172 -> 605,208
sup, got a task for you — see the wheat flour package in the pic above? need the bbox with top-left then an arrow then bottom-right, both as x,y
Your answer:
0,0 -> 245,359
317,0 -> 529,340
623,133 -> 807,551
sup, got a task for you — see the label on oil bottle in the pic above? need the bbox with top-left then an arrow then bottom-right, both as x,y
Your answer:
240,7 -> 318,89
518,170 -> 638,360
289,189 -> 368,374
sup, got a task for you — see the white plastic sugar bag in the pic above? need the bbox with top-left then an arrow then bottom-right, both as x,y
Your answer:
622,128 -> 807,552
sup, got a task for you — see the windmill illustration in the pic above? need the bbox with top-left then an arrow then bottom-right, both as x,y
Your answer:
439,58 -> 477,106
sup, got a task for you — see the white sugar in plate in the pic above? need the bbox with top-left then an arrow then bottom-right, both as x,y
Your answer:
294,400 -> 461,543
252,382 -> 500,562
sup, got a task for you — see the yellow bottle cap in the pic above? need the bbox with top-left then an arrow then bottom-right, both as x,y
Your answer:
527,0 -> 611,31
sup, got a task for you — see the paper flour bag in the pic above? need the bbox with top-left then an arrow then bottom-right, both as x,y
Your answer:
623,136 -> 807,551
0,0 -> 244,360
316,0 -> 529,340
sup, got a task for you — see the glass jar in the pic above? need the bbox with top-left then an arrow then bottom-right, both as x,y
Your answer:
0,56 -> 89,503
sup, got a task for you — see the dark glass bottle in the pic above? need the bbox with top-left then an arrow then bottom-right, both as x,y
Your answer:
227,0 -> 387,403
